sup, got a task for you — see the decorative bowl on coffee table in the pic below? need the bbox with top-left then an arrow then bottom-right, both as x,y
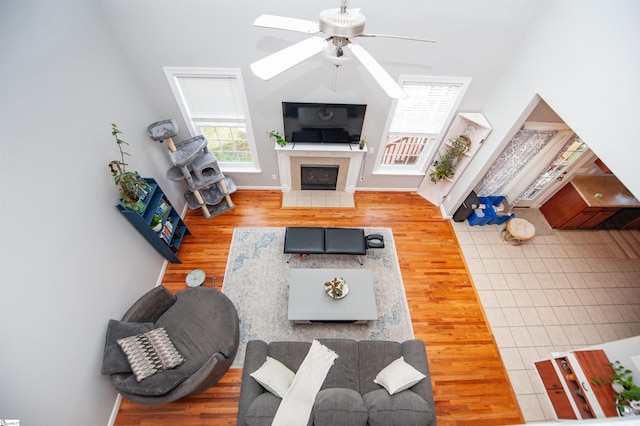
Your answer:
325,276 -> 349,299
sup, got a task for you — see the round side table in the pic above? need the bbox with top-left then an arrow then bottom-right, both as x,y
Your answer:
501,218 -> 536,246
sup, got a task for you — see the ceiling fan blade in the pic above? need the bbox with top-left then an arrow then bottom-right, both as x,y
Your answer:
250,37 -> 328,81
254,14 -> 320,34
346,43 -> 407,99
359,33 -> 437,43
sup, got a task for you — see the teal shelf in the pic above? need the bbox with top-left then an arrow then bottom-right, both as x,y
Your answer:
116,178 -> 191,263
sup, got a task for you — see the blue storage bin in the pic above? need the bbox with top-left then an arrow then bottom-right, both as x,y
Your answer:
483,196 -> 515,225
466,196 -> 514,226
467,198 -> 496,226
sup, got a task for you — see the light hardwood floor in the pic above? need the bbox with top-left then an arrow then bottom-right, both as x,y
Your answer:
114,191 -> 524,426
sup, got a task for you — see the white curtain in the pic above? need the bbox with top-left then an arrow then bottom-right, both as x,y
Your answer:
474,127 -> 557,198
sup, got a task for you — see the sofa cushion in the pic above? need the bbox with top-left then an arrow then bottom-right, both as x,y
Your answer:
317,339 -> 360,392
114,368 -> 191,396
374,356 -> 426,395
155,287 -> 238,375
245,392 -> 282,426
312,388 -> 368,426
249,356 -> 295,398
101,320 -> 154,375
358,340 -> 404,395
363,389 -> 434,426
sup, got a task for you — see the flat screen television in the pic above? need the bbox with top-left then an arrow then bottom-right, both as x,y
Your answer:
282,102 -> 367,145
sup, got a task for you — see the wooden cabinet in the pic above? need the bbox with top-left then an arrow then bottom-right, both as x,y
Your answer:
418,113 -> 492,206
534,350 -> 620,420
540,176 -> 640,229
117,178 -> 190,263
535,359 -> 577,419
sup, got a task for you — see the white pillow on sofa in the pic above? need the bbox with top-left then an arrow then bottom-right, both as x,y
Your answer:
374,356 -> 426,395
250,356 -> 295,398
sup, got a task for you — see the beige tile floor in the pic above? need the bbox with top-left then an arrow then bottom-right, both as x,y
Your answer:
281,190 -> 355,208
451,219 -> 640,423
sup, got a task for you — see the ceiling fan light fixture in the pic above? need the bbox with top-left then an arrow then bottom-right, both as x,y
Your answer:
324,45 -> 352,66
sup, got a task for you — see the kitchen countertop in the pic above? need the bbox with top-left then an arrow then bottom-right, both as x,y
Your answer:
570,175 -> 640,208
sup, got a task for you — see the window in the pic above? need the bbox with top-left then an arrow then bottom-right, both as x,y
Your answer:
374,76 -> 470,175
164,67 -> 260,173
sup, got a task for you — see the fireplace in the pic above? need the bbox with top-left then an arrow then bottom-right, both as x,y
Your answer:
301,164 -> 339,190
275,143 -> 367,193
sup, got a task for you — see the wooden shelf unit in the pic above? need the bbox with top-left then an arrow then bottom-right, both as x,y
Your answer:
418,112 -> 492,206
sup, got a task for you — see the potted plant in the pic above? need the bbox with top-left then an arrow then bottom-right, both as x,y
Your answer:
592,360 -> 640,414
267,130 -> 287,147
108,123 -> 150,212
359,137 -> 366,150
150,215 -> 162,232
429,135 -> 470,183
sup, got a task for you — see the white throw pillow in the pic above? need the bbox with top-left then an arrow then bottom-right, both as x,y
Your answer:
374,356 -> 426,395
250,356 -> 295,398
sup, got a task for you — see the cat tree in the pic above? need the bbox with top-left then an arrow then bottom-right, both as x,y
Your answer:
147,119 -> 236,219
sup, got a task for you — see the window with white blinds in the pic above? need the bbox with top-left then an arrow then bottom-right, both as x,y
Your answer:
375,76 -> 470,174
164,68 -> 260,172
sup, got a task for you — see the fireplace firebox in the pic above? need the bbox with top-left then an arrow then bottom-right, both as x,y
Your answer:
301,164 -> 339,190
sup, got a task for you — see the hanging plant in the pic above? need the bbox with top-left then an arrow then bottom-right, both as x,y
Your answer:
108,123 -> 150,211
429,135 -> 470,183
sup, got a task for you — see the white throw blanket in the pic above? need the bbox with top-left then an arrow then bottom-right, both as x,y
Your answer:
272,340 -> 339,426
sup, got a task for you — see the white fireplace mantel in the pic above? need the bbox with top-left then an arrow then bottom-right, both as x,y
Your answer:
275,142 -> 367,193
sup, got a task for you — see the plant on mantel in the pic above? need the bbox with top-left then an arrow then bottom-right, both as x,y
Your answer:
429,135 -> 470,183
359,137 -> 367,150
108,123 -> 150,212
267,130 -> 287,147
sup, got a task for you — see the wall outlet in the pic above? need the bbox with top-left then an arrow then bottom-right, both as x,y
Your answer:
369,147 -> 375,153
271,174 -> 277,180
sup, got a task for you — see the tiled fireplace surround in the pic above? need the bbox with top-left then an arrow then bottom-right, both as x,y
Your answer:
275,143 -> 366,193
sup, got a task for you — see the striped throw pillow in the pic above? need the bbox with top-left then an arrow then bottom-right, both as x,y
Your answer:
117,327 -> 185,382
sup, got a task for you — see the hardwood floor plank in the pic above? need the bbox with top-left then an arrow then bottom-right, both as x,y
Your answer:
114,190 -> 524,425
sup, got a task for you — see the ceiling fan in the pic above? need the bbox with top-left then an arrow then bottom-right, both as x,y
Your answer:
250,0 -> 436,99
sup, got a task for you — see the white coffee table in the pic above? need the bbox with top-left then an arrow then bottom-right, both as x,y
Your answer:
288,268 -> 378,323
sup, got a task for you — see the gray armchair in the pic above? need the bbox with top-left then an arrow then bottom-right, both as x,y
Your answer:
103,285 -> 239,404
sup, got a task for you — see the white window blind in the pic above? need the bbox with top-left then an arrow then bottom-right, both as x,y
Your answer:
389,82 -> 463,134
164,67 -> 260,172
374,76 -> 470,175
176,76 -> 244,121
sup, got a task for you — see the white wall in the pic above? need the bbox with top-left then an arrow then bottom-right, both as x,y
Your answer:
443,0 -> 640,214
0,1 -> 176,424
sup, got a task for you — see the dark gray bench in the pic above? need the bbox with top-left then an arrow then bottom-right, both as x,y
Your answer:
284,227 -> 383,264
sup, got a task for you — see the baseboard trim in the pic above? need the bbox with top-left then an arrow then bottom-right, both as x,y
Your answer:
233,186 -> 420,192
107,394 -> 122,426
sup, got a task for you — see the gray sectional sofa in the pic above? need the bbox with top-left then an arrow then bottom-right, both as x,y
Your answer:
237,338 -> 436,426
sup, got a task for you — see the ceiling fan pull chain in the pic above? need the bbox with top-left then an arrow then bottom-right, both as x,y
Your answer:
331,65 -> 339,93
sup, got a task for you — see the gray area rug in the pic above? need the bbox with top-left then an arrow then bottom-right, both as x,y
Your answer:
513,208 -> 555,236
222,227 -> 414,368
